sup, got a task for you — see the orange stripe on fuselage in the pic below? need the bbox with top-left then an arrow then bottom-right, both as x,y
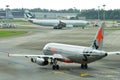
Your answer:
57,59 -> 88,64
57,59 -> 73,63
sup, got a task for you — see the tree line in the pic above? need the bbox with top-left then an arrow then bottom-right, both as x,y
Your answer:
77,9 -> 120,20
0,8 -> 120,20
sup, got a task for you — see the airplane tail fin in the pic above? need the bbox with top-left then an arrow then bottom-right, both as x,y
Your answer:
91,23 -> 105,50
24,10 -> 35,19
6,9 -> 14,19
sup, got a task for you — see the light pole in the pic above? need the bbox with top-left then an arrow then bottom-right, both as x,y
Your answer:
102,4 -> 106,22
98,6 -> 100,21
6,5 -> 9,19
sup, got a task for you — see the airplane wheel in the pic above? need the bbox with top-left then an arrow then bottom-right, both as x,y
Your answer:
56,65 -> 59,70
81,64 -> 84,69
52,65 -> 56,70
81,64 -> 88,69
53,26 -> 58,29
85,64 -> 88,69
52,65 -> 59,70
31,58 -> 34,62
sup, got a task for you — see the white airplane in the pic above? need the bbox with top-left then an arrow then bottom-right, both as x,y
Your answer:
8,23 -> 120,70
24,10 -> 89,29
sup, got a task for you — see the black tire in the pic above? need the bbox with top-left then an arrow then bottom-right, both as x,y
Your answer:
56,65 -> 59,70
81,64 -> 84,69
81,64 -> 88,69
52,65 -> 56,70
52,65 -> 60,70
31,58 -> 35,63
53,26 -> 58,29
85,64 -> 88,69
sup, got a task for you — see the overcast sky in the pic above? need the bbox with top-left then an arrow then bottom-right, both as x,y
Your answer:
0,0 -> 119,10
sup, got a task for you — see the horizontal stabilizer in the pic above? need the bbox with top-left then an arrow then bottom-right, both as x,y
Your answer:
107,51 -> 120,55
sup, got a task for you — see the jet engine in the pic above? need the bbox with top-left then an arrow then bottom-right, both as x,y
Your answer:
66,25 -> 73,28
31,58 -> 48,66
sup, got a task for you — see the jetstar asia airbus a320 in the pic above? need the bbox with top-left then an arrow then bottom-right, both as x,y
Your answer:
9,23 -> 120,70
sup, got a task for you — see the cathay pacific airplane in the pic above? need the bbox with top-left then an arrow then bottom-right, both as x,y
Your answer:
9,23 -> 120,70
24,10 -> 89,29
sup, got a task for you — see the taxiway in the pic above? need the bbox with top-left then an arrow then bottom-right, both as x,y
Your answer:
0,25 -> 119,80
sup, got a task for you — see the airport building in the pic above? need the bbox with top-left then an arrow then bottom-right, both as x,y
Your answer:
0,10 -> 24,19
33,12 -> 78,19
0,10 -> 79,19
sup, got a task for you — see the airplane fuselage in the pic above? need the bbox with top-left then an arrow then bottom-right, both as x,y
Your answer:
29,19 -> 89,27
43,43 -> 107,64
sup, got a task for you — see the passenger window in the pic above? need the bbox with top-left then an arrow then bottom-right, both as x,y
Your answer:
90,51 -> 92,53
85,51 -> 88,53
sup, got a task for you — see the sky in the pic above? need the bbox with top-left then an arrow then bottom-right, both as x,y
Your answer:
0,0 -> 120,10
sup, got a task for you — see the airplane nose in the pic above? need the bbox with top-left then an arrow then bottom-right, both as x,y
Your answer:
105,53 -> 108,56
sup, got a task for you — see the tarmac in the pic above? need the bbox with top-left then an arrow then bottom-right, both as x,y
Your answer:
0,25 -> 119,80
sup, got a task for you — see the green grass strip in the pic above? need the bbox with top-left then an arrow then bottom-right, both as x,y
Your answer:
0,30 -> 27,37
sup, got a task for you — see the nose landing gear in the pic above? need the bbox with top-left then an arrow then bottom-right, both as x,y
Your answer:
81,64 -> 88,69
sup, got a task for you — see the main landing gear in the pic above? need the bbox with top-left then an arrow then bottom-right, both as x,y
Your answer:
52,65 -> 59,70
50,58 -> 88,70
81,64 -> 88,69
52,58 -> 59,70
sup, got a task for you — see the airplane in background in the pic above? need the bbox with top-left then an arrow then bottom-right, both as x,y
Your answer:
24,10 -> 89,29
9,23 -> 120,70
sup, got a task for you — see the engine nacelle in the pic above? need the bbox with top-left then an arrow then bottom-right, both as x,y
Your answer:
35,58 -> 49,66
66,25 -> 73,28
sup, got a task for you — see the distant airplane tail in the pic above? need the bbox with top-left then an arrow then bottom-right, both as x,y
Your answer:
6,9 -> 14,19
91,23 -> 105,50
24,10 -> 35,19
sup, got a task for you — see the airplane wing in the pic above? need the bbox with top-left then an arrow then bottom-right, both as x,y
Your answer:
8,53 -> 64,59
107,51 -> 120,55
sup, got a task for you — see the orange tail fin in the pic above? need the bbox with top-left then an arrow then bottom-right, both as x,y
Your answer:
91,23 -> 105,50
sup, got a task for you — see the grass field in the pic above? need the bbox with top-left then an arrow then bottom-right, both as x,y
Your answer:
0,30 -> 27,37
0,19 -> 32,25
105,27 -> 120,30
